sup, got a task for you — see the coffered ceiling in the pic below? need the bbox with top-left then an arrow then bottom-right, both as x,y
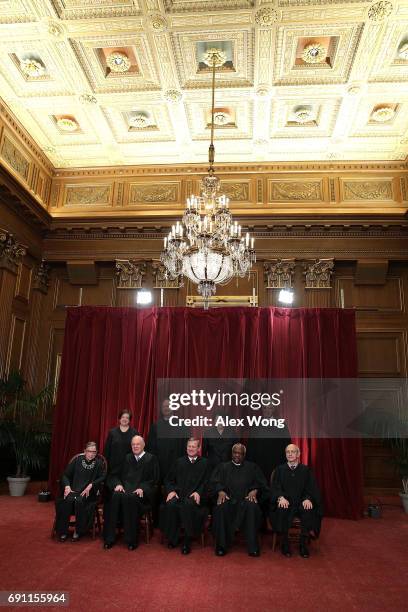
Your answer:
0,0 -> 408,168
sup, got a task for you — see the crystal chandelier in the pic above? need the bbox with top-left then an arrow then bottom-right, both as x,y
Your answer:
161,48 -> 256,308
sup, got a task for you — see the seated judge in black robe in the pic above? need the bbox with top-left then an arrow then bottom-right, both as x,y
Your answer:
210,443 -> 269,557
103,435 -> 159,550
160,438 -> 209,555
246,405 -> 291,484
146,400 -> 189,481
269,443 -> 322,558
55,442 -> 106,542
103,410 -> 140,490
202,415 -> 239,472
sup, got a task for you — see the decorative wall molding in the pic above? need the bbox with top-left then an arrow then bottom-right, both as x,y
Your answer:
151,261 -> 182,288
1,137 -> 30,182
303,258 -> 334,289
0,231 -> 26,273
115,259 -> 146,288
343,180 -> 393,201
129,183 -> 179,204
65,185 -> 112,206
264,259 -> 296,289
269,180 -> 322,201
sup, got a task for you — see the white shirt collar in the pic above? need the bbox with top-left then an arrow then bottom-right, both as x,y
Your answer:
134,451 -> 145,461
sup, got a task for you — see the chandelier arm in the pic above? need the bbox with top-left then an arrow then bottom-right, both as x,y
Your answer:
208,58 -> 216,173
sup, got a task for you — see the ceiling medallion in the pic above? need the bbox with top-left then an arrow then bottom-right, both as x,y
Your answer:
106,51 -> 131,73
398,42 -> 408,60
293,106 -> 313,124
371,106 -> 395,123
302,43 -> 327,64
164,89 -> 182,103
202,48 -> 227,68
367,1 -> 393,21
161,49 -> 255,308
149,13 -> 168,32
213,109 -> 231,126
56,117 -> 79,132
254,7 -> 278,27
129,112 -> 150,129
20,58 -> 45,78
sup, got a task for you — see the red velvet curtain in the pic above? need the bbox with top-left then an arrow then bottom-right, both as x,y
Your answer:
49,306 -> 364,519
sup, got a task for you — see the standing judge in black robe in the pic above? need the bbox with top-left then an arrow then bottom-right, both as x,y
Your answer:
160,438 -> 209,555
246,405 -> 291,483
146,400 -> 188,480
103,435 -> 159,550
210,443 -> 269,557
55,442 -> 106,542
269,444 -> 322,558
103,410 -> 140,490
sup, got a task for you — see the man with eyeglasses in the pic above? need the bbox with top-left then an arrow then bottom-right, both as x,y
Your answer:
55,441 -> 106,542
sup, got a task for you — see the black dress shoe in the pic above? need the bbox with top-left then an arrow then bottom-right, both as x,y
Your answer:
181,545 -> 191,555
281,542 -> 292,557
299,544 -> 310,558
128,544 -> 137,551
59,535 -> 67,542
215,547 -> 226,556
103,542 -> 113,550
248,550 -> 260,557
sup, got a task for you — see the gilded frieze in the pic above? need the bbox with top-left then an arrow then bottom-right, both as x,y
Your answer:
65,185 -> 111,206
1,138 -> 29,181
129,183 -> 178,204
343,181 -> 393,201
269,181 -> 322,201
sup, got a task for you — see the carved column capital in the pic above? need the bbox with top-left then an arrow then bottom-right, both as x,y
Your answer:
151,261 -> 182,289
115,259 -> 146,289
264,259 -> 296,289
33,260 -> 51,294
0,231 -> 26,273
303,258 -> 334,289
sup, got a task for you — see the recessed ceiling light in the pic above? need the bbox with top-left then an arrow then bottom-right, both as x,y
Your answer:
371,106 -> 395,123
56,117 -> 79,132
302,43 -> 327,64
106,51 -> 131,73
129,112 -> 150,128
293,106 -> 313,124
398,42 -> 408,60
20,57 -> 45,78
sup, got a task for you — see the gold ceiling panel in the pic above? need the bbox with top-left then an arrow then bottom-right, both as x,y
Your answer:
0,0 -> 406,169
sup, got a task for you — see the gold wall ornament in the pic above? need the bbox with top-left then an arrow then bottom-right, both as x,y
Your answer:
0,232 -> 26,272
264,259 -> 296,289
115,260 -> 146,289
303,259 -> 334,289
367,1 -> 393,21
219,182 -> 249,202
270,181 -> 322,201
149,13 -> 168,32
129,183 -> 178,203
33,261 -> 51,294
343,181 -> 393,201
254,7 -> 278,27
20,58 -> 45,78
106,51 -> 131,73
301,43 -> 327,64
65,186 -> 111,206
152,261 -> 182,289
1,138 -> 29,181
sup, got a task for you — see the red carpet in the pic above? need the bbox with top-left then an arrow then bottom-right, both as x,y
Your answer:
0,493 -> 407,612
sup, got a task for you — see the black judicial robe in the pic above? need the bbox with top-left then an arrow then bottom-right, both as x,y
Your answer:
104,452 -> 159,546
202,427 -> 239,471
160,456 -> 209,543
246,424 -> 291,483
103,426 -> 139,489
61,454 -> 106,495
269,463 -> 322,535
147,418 -> 188,480
210,460 -> 269,552
56,455 -> 106,537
